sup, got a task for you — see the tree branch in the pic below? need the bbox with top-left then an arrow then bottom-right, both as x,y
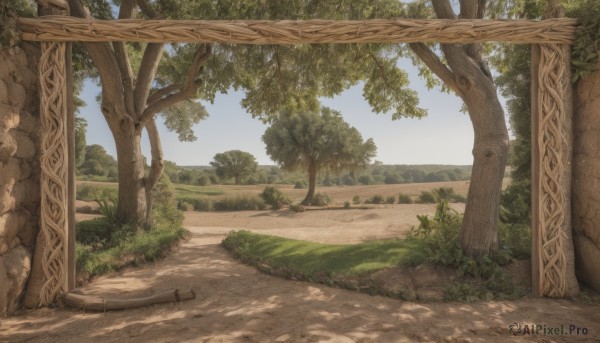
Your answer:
147,84 -> 182,104
137,0 -> 157,18
432,0 -> 456,19
409,43 -> 460,95
134,43 -> 165,115
113,0 -> 137,118
140,45 -> 211,124
144,118 -> 164,222
67,0 -> 127,117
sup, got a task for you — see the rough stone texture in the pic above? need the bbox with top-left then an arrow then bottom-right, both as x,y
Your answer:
573,57 -> 600,293
0,44 -> 40,317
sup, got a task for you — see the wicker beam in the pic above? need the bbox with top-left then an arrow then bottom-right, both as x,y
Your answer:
18,17 -> 577,44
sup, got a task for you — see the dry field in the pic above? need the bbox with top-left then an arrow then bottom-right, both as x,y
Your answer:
4,181 -> 599,342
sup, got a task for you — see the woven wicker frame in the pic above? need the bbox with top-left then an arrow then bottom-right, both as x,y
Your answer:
21,15 -> 576,304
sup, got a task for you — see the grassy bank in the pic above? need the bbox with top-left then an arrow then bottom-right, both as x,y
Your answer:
222,230 -> 428,277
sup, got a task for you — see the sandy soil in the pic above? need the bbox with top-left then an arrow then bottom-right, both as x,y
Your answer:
2,205 -> 599,343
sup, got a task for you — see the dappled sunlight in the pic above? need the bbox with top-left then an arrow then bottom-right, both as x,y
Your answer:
4,226 -> 599,342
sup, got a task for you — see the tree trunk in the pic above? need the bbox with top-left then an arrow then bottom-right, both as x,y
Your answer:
302,162 -> 317,206
111,120 -> 148,228
440,47 -> 509,257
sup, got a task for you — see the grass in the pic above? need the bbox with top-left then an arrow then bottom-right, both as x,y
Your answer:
76,221 -> 189,277
222,230 -> 428,277
173,185 -> 224,197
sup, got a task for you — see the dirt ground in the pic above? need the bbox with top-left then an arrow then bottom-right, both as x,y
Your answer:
2,204 -> 600,343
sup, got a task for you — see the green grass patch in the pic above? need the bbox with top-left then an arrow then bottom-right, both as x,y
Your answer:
76,220 -> 189,277
222,230 -> 428,277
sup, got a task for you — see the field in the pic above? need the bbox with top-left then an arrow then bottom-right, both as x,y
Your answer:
5,180 -> 599,342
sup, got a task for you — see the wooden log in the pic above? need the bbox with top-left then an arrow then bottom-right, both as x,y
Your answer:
62,289 -> 196,311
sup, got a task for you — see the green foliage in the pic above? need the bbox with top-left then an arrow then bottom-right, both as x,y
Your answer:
261,186 -> 286,210
499,223 -> 531,260
293,181 -> 305,189
398,193 -> 413,204
407,201 -> 523,300
289,203 -> 305,213
352,195 -> 361,204
417,191 -> 437,204
386,196 -> 396,204
310,192 -> 330,207
358,175 -> 374,185
151,175 -> 184,228
0,1 -> 35,48
77,145 -> 118,180
76,184 -> 118,202
384,174 -> 404,184
210,150 -> 258,185
74,116 -> 87,167
365,194 -> 385,204
212,195 -> 267,211
572,0 -> 600,82
433,187 -> 466,203
344,201 -> 351,209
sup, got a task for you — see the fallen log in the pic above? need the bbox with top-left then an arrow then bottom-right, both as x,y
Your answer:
62,288 -> 196,311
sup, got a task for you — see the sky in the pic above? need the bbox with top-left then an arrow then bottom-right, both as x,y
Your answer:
78,57 -> 508,167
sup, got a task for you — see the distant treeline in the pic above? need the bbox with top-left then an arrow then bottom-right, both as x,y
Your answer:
75,144 -> 472,186
169,162 -> 472,187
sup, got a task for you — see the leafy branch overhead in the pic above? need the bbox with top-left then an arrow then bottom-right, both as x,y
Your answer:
572,0 -> 600,82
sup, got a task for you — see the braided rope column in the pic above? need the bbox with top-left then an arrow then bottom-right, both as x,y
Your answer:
38,41 -> 69,305
535,43 -> 570,297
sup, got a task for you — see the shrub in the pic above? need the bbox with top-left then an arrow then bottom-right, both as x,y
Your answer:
499,223 -> 531,260
432,187 -> 466,203
294,181 -> 305,189
418,191 -> 437,204
386,196 -> 396,204
289,203 -> 305,213
213,195 -> 267,211
261,186 -> 285,209
76,184 -> 117,201
344,201 -> 351,209
195,175 -> 209,186
177,200 -> 194,211
398,193 -> 413,204
358,175 -> 374,185
192,198 -> 212,211
352,195 -> 361,204
341,174 -> 356,186
365,194 -> 384,204
384,174 -> 404,184
310,192 -> 330,206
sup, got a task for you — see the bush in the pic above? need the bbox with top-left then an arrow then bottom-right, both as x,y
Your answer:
398,193 -> 413,204
289,203 -> 305,213
192,198 -> 212,211
344,201 -> 351,209
177,200 -> 194,211
352,195 -> 361,204
365,194 -> 384,204
310,192 -> 330,206
294,181 -> 305,189
386,196 -> 396,204
358,175 -> 374,185
195,175 -> 210,186
76,184 -> 117,201
213,195 -> 267,211
261,186 -> 285,209
432,187 -> 466,203
341,174 -> 356,186
499,223 -> 531,260
384,174 -> 404,184
418,191 -> 437,204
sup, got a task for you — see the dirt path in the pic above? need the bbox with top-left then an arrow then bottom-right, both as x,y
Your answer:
2,207 -> 599,343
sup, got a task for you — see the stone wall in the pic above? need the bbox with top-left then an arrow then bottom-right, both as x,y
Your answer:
0,43 -> 41,316
573,58 -> 600,293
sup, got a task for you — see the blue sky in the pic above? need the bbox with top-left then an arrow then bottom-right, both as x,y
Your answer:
79,57 -> 506,166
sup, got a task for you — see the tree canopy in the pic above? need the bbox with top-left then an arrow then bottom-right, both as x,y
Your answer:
263,107 -> 376,205
210,150 -> 258,185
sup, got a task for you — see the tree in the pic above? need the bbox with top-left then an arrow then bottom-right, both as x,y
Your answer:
263,108 -> 376,205
210,150 -> 258,185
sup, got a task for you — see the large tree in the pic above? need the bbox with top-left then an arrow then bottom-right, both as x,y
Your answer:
263,107 -> 376,205
210,150 -> 258,185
